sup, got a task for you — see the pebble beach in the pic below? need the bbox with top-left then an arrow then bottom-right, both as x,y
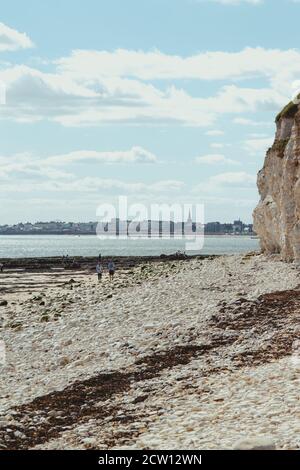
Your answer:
0,253 -> 300,450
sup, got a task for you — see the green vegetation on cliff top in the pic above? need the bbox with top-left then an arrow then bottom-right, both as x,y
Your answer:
275,95 -> 300,123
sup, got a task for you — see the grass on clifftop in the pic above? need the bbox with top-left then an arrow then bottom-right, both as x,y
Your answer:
275,98 -> 299,123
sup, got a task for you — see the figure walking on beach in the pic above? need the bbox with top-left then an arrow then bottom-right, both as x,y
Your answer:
108,259 -> 115,282
96,262 -> 103,282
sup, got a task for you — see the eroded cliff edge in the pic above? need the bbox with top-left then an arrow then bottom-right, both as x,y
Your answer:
253,99 -> 300,261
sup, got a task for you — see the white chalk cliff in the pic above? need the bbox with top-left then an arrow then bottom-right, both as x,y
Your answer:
253,99 -> 300,261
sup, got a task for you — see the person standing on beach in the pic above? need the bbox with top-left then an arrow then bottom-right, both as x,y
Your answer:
108,259 -> 115,282
96,262 -> 103,282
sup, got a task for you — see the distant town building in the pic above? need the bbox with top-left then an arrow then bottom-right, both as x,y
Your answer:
0,218 -> 255,236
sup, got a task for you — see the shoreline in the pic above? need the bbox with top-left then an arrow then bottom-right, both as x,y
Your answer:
0,254 -> 217,272
0,236 -> 260,262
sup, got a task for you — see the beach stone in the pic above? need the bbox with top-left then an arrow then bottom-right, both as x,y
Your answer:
48,410 -> 61,418
0,300 -> 8,307
82,437 -> 98,447
58,356 -> 70,367
14,430 -> 26,439
144,324 -> 156,330
233,437 -> 276,450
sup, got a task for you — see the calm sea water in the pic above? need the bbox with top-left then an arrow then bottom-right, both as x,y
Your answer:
0,235 -> 260,258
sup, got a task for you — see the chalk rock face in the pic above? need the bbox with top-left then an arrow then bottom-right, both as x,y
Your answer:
253,100 -> 300,261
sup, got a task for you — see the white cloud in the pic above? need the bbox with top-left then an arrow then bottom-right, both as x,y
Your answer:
1,46 -> 299,127
0,65 -> 215,126
0,148 -> 177,196
233,117 -> 273,127
56,47 -> 299,83
0,23 -> 34,52
193,171 -> 257,196
244,137 -> 273,154
0,155 -> 74,182
0,146 -> 158,184
205,129 -> 225,136
0,175 -> 184,195
45,147 -> 158,165
195,154 -> 239,165
248,132 -> 270,138
210,143 -> 225,149
0,64 -> 286,127
210,171 -> 256,186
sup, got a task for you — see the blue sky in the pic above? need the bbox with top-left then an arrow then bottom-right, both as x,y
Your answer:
1,0 -> 300,224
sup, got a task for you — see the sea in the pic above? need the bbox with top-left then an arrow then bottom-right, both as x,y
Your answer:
0,235 -> 260,258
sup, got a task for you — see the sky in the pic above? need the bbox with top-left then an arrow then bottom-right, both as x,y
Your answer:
1,0 -> 300,224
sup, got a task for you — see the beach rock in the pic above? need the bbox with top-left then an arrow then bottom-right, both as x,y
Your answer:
40,315 -> 49,323
253,97 -> 300,261
233,437 -> 276,450
82,437 -> 97,447
14,430 -> 26,439
0,300 -> 8,307
57,356 -> 70,367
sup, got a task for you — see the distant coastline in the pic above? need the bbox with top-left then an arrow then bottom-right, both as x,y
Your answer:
0,232 -> 256,237
0,218 -> 255,237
